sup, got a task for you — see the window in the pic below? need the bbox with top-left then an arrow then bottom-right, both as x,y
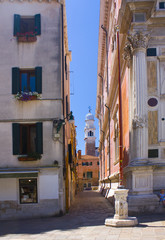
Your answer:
82,162 -> 86,166
133,13 -> 145,22
83,183 -> 87,188
97,161 -> 99,165
88,183 -> 91,188
147,48 -> 157,56
12,122 -> 43,155
90,162 -> 92,166
14,14 -> 41,40
86,162 -> 89,166
19,179 -> 37,204
148,149 -> 158,158
87,171 -> 93,179
88,131 -> 93,136
83,172 -> 85,178
159,2 -> 165,9
12,67 -> 42,94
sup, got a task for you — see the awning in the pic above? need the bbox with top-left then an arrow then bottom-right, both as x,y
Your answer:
0,170 -> 39,178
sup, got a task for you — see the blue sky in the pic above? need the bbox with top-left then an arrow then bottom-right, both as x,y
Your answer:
65,0 -> 100,154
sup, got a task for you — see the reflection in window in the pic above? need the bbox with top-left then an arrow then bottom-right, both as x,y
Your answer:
20,70 -> 36,92
19,179 -> 37,204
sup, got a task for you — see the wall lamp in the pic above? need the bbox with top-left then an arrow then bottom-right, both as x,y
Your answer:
53,111 -> 74,140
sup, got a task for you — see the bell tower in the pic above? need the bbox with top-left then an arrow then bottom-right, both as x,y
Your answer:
84,109 -> 96,156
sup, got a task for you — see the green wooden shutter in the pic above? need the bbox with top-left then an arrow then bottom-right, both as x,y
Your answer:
12,67 -> 20,94
35,67 -> 42,93
35,14 -> 41,35
14,14 -> 20,36
12,123 -> 20,155
36,122 -> 43,154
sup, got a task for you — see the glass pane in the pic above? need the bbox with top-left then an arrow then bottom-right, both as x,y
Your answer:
30,125 -> 36,153
20,18 -> 35,34
21,73 -> 28,91
19,179 -> 37,204
30,75 -> 36,92
21,126 -> 28,154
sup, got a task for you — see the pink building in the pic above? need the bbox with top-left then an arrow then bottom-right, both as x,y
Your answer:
96,0 -> 165,213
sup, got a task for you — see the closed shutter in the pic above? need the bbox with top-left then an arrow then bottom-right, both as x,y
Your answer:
12,67 -> 20,94
68,144 -> 72,164
36,122 -> 43,154
12,123 -> 20,155
35,14 -> 41,35
14,14 -> 20,36
35,67 -> 42,93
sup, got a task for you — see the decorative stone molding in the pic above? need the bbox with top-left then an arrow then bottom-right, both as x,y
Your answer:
132,116 -> 147,129
123,32 -> 149,66
114,189 -> 129,219
123,42 -> 133,67
127,32 -> 150,50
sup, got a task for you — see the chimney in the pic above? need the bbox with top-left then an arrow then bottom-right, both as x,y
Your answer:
78,150 -> 81,159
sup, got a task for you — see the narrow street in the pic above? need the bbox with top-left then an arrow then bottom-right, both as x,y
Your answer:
0,191 -> 165,240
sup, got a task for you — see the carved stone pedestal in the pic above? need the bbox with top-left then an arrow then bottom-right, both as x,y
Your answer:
105,189 -> 138,227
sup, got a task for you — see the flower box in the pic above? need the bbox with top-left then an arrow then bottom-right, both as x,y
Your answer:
15,92 -> 41,101
17,36 -> 37,43
18,157 -> 36,161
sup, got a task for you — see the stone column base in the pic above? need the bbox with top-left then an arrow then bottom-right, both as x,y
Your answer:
105,217 -> 138,227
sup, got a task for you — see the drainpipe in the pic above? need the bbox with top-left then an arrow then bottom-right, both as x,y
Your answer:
101,129 -> 105,179
116,26 -> 123,187
105,104 -> 111,176
57,0 -> 69,212
101,25 -> 109,94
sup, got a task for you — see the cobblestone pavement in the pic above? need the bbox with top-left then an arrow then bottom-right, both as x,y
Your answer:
0,191 -> 165,240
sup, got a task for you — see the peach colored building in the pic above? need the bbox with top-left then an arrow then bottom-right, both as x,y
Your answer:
76,112 -> 99,191
96,0 -> 165,213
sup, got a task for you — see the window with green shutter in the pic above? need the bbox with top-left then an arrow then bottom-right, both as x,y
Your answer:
14,14 -> 41,42
12,67 -> 42,95
12,122 -> 43,156
87,171 -> 93,179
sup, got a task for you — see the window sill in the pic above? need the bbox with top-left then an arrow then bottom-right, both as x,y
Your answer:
16,95 -> 38,101
17,36 -> 37,43
18,156 -> 38,161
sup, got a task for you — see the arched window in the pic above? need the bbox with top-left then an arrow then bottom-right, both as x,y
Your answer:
88,131 -> 93,136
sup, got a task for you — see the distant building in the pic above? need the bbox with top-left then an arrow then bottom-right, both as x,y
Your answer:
77,111 -> 99,191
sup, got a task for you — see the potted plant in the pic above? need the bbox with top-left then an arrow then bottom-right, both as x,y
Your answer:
14,91 -> 41,101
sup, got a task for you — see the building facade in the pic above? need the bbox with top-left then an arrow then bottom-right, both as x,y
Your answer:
96,0 -> 165,213
0,0 -> 74,219
77,112 -> 99,191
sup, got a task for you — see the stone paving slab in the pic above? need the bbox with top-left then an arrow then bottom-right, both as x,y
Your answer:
0,191 -> 165,240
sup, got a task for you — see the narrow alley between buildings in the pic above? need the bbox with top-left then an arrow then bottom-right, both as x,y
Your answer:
0,190 -> 165,240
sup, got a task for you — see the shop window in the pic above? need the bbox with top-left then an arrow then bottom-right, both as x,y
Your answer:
12,67 -> 42,94
19,179 -> 37,204
14,14 -> 41,42
12,122 -> 43,156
